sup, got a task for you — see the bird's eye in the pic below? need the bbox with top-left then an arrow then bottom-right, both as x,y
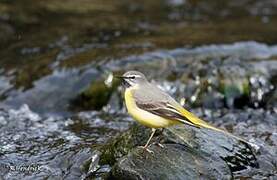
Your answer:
130,76 -> 135,79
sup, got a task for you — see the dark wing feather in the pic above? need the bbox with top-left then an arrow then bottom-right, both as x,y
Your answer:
136,101 -> 200,128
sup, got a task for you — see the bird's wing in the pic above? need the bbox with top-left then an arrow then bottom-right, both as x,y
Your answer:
135,100 -> 200,128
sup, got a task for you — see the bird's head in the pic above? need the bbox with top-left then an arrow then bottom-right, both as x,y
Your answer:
117,71 -> 148,88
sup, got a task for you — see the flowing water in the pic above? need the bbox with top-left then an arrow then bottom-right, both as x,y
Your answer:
0,0 -> 276,179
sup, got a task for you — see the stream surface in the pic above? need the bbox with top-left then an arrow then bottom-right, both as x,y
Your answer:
0,0 -> 276,179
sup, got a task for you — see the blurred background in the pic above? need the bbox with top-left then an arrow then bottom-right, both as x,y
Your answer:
0,0 -> 276,179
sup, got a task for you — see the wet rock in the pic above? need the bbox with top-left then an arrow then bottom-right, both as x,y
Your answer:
85,150 -> 112,179
3,68 -> 100,114
99,124 -> 257,179
112,144 -> 231,180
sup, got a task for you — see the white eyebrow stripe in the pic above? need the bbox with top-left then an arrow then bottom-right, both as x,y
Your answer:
127,74 -> 141,78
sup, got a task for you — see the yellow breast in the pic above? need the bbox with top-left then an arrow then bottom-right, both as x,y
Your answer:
124,87 -> 179,128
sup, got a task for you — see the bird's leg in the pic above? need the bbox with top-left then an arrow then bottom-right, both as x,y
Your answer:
152,128 -> 165,148
143,128 -> 156,149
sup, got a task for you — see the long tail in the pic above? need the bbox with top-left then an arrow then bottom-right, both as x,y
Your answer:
178,107 -> 256,147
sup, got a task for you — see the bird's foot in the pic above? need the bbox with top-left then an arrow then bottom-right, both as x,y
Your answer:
153,142 -> 164,148
138,146 -> 154,154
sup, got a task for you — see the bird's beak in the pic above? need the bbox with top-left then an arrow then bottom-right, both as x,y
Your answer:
115,76 -> 130,88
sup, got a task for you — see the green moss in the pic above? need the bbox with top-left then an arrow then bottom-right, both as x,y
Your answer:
218,77 -> 251,108
70,76 -> 120,111
242,80 -> 250,96
224,84 -> 241,99
99,124 -> 150,165
220,78 -> 250,97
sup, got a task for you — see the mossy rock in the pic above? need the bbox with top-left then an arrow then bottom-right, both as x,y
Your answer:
219,78 -> 250,108
88,123 -> 257,179
70,76 -> 120,111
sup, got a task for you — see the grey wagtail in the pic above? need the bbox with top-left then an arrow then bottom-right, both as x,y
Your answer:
117,71 -> 253,151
